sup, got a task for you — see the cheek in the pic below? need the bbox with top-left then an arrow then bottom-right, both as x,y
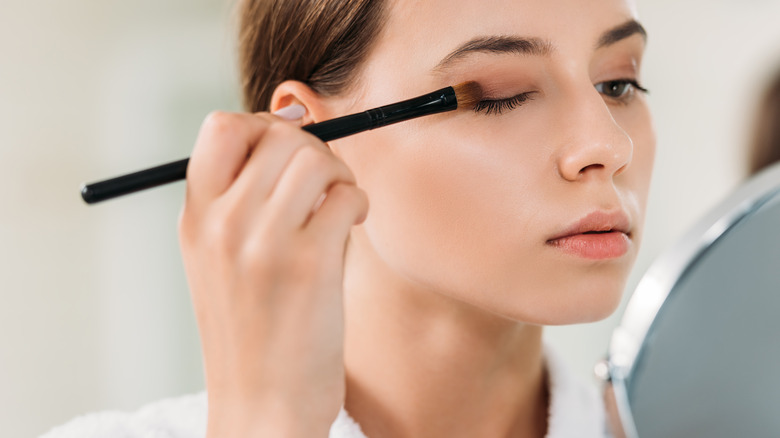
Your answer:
344,119 -> 547,291
339,117 -> 599,321
626,103 -> 656,172
335,109 -> 646,325
618,103 -> 656,225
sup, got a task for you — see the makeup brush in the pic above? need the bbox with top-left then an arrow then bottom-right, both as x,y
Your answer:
80,81 -> 482,204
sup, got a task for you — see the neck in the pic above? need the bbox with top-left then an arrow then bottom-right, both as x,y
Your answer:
342,235 -> 549,438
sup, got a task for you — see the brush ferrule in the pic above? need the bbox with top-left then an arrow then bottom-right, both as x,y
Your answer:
368,86 -> 457,126
303,86 -> 457,142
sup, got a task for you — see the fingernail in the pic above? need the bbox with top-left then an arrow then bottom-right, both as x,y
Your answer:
273,104 -> 306,121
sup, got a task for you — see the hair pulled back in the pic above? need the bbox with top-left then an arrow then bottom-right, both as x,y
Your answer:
238,0 -> 387,112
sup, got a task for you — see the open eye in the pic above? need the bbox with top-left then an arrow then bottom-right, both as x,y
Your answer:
595,79 -> 649,102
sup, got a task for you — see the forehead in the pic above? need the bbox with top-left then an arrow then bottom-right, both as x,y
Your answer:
372,0 -> 639,70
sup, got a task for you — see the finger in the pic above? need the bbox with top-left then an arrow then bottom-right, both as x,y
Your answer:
186,111 -> 293,203
272,104 -> 307,122
306,182 -> 369,245
265,145 -> 356,229
225,120 -> 319,208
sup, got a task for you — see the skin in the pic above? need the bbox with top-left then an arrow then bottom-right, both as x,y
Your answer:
179,0 -> 655,437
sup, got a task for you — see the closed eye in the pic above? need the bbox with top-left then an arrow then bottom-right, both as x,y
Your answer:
473,92 -> 535,115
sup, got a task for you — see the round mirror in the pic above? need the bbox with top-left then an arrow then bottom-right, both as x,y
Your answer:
603,162 -> 780,438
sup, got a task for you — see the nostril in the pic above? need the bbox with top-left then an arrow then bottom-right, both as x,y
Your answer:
579,163 -> 605,174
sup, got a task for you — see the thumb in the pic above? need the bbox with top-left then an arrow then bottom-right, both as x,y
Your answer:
273,104 -> 307,125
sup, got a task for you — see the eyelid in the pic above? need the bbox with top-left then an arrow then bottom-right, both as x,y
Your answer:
471,76 -> 648,115
594,78 -> 649,106
618,78 -> 648,93
473,92 -> 535,115
600,78 -> 649,95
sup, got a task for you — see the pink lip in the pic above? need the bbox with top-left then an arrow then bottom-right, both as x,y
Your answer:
547,211 -> 632,260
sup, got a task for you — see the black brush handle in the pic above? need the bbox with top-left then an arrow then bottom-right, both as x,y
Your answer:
81,86 -> 457,204
81,158 -> 189,204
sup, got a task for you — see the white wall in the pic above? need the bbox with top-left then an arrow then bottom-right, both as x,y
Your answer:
1,0 -> 779,436
0,1 -> 239,435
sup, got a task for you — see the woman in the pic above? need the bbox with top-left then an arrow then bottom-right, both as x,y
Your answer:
45,0 -> 654,436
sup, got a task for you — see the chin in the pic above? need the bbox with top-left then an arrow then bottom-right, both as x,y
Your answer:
482,270 -> 629,326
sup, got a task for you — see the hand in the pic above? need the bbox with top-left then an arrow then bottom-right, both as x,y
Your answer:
178,106 -> 368,437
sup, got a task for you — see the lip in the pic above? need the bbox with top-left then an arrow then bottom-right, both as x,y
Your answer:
546,210 -> 632,260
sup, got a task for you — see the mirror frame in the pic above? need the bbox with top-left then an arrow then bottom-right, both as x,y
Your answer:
602,162 -> 780,438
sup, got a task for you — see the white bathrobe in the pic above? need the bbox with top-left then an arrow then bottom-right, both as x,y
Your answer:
41,345 -> 608,438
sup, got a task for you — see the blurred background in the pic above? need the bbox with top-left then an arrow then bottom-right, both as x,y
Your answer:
1,0 -> 779,436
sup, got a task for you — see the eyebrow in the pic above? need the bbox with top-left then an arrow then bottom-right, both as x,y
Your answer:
433,19 -> 647,72
596,19 -> 647,49
433,36 -> 552,71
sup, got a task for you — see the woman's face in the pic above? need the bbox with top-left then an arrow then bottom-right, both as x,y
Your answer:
327,0 -> 655,324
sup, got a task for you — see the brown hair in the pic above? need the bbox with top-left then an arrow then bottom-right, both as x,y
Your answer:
748,69 -> 780,174
238,0 -> 387,112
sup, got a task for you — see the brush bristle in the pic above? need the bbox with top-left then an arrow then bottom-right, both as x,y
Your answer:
452,81 -> 483,110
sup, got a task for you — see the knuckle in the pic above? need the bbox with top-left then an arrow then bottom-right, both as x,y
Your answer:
343,165 -> 358,183
353,186 -> 370,212
295,146 -> 334,175
330,157 -> 356,185
333,182 -> 360,201
333,183 -> 370,218
327,181 -> 350,198
238,236 -> 278,271
202,110 -> 232,132
200,111 -> 245,142
261,120 -> 312,155
264,118 -> 300,142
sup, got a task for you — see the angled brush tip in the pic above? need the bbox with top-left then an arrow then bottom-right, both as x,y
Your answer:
452,81 -> 483,110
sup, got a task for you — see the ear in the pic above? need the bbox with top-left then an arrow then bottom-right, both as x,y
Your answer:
270,80 -> 332,126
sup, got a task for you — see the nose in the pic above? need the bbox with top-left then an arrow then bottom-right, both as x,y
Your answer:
555,87 -> 633,182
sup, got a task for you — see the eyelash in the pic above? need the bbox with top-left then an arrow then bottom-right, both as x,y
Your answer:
596,78 -> 649,105
472,79 -> 649,116
472,93 -> 535,115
